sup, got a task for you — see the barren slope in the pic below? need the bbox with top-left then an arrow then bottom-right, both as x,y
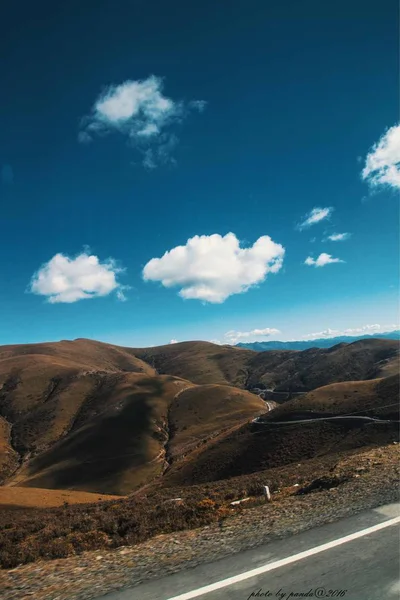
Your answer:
128,341 -> 253,386
129,338 -> 399,391
264,375 -> 400,420
162,374 -> 399,488
0,337 -> 397,496
0,340 -> 266,494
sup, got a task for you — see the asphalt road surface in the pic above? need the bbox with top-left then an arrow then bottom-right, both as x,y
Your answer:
97,502 -> 400,600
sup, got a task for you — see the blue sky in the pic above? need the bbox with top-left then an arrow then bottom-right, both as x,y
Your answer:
0,0 -> 399,347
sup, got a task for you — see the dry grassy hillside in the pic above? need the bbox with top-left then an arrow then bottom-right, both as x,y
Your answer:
0,337 -> 398,496
9,374 -> 189,494
129,338 -> 399,391
0,339 -> 266,494
0,416 -> 19,482
0,338 -> 155,373
161,374 -> 399,488
264,375 -> 400,420
7,375 -> 265,495
0,486 -> 121,509
167,384 -> 266,460
128,341 -> 253,386
246,339 -> 399,391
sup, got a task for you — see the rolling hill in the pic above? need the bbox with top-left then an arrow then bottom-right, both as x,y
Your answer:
161,374 -> 399,488
0,337 -> 398,496
130,337 -> 399,390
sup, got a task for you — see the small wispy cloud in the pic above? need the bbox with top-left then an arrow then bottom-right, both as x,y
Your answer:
304,253 -> 344,267
169,339 -> 179,344
30,251 -> 128,303
326,232 -> 351,242
224,327 -> 281,344
79,75 -> 206,168
362,123 -> 400,190
302,323 -> 397,340
297,207 -> 333,230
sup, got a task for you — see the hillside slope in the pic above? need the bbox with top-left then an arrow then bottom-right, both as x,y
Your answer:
0,337 -> 397,495
161,374 -> 399,488
128,338 -> 399,390
0,339 -> 265,494
128,341 -> 253,387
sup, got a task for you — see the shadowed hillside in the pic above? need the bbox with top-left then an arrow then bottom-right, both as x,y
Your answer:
0,339 -> 266,494
128,341 -> 253,387
0,337 -> 398,495
129,338 -> 399,391
161,375 -> 399,488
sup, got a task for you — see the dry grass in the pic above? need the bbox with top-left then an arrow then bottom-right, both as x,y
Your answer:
161,374 -> 399,488
0,487 -> 122,509
1,443 -> 397,570
266,375 -> 400,419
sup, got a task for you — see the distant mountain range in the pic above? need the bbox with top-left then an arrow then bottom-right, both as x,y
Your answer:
236,330 -> 400,351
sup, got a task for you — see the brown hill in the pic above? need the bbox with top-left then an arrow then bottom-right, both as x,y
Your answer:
129,338 -> 399,391
0,337 -> 398,495
128,341 -> 253,387
8,376 -> 263,495
161,374 -> 399,488
0,339 -> 265,494
262,375 -> 400,420
245,338 -> 399,391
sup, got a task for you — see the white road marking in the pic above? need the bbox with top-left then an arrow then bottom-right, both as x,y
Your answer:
166,516 -> 400,600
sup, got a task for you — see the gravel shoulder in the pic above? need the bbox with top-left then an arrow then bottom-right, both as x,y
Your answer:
1,444 -> 399,600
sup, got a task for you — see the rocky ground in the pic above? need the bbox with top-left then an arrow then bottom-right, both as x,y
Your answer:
1,444 -> 399,600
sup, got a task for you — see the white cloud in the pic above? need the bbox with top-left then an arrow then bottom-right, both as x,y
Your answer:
30,251 -> 126,303
326,233 -> 350,242
79,75 -> 205,167
297,207 -> 333,230
302,324 -> 397,340
169,339 -> 179,344
362,123 -> 400,189
304,253 -> 344,267
301,328 -> 340,340
224,327 -> 281,344
209,339 -> 222,345
142,232 -> 285,303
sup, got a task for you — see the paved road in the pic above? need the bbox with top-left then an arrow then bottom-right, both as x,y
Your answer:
97,503 -> 400,600
252,415 -> 397,425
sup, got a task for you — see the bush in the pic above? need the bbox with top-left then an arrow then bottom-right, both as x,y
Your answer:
43,538 -> 75,559
67,531 -> 111,553
196,498 -> 216,510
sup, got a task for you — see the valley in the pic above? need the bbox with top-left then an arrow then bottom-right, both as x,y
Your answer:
0,336 -> 398,572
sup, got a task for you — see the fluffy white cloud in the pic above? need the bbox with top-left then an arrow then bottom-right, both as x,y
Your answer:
224,327 -> 281,344
169,339 -> 179,344
302,324 -> 397,340
297,207 -> 333,230
304,253 -> 343,267
79,75 -> 205,167
30,252 -> 126,303
362,123 -> 400,189
142,233 -> 285,303
326,233 -> 350,242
